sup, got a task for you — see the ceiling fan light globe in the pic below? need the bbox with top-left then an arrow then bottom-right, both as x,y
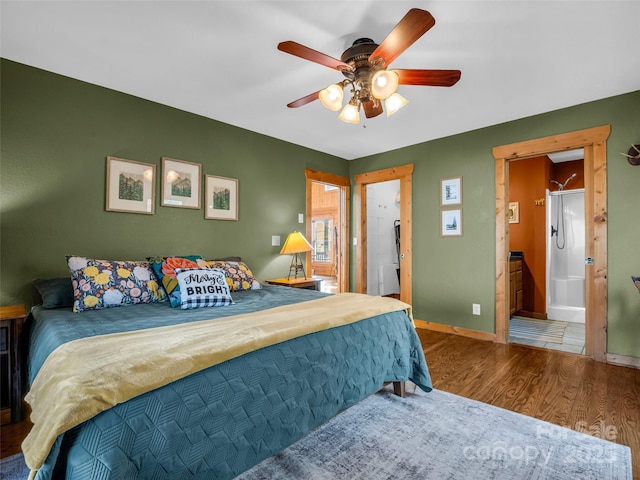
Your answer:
371,70 -> 399,100
319,84 -> 344,111
338,103 -> 360,124
385,93 -> 408,117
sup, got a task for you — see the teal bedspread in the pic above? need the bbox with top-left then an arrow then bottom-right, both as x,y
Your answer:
27,285 -> 431,479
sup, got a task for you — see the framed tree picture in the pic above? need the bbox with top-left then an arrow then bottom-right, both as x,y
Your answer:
161,157 -> 201,209
106,156 -> 155,214
441,209 -> 463,236
440,176 -> 462,206
205,175 -> 238,220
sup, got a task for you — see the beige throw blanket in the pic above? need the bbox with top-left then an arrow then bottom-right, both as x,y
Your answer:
23,293 -> 412,476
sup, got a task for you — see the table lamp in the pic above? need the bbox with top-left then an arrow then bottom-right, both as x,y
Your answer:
280,231 -> 313,279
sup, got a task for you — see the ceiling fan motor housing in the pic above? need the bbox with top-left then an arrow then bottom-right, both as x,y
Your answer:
340,38 -> 383,102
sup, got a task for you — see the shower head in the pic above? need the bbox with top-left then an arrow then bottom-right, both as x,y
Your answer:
549,174 -> 577,191
562,173 -> 577,190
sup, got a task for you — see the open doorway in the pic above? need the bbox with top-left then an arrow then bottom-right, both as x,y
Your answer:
305,169 -> 350,293
366,179 -> 401,299
493,125 -> 610,362
507,150 -> 586,354
354,164 -> 414,304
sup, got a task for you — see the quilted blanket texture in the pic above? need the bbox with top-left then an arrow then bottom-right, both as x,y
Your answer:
23,293 -> 412,477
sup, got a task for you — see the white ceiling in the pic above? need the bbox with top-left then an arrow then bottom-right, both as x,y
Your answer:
2,1 -> 639,160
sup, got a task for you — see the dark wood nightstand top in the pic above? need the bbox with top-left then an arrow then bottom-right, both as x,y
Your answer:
265,277 -> 322,291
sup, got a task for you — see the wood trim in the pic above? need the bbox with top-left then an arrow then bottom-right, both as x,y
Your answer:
305,168 -> 351,187
305,169 -> 350,292
399,173 -> 412,303
493,125 -> 610,362
354,164 -> 414,303
606,353 -> 640,369
495,158 -> 509,343
585,139 -> 608,361
492,125 -> 611,160
414,319 -> 497,342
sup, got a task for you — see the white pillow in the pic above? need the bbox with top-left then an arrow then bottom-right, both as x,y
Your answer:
175,268 -> 234,309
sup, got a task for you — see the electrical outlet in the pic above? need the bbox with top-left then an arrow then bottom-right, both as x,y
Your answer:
271,235 -> 280,247
472,304 -> 481,315
298,213 -> 304,223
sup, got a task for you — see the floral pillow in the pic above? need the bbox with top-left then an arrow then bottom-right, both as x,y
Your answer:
148,255 -> 208,308
205,260 -> 261,291
175,268 -> 234,309
66,256 -> 166,312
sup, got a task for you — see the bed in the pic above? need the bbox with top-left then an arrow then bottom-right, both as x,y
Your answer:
24,267 -> 431,480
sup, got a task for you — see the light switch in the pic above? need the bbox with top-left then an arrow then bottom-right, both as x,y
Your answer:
298,213 -> 304,223
272,235 -> 280,247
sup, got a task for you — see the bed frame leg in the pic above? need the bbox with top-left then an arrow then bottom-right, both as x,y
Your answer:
392,381 -> 406,398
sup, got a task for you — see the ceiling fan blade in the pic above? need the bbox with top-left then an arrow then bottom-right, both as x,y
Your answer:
369,9 -> 435,67
396,69 -> 461,87
287,90 -> 321,108
362,100 -> 384,118
278,41 -> 353,72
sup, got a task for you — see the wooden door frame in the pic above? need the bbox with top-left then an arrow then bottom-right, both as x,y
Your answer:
493,125 -> 610,361
305,169 -> 350,293
354,164 -> 414,304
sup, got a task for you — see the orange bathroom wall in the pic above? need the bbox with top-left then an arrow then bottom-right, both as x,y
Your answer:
509,156 -> 550,315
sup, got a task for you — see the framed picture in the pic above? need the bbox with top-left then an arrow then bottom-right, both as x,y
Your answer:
441,209 -> 463,236
106,156 -> 155,214
205,175 -> 238,220
440,176 -> 462,206
161,157 -> 201,209
508,201 -> 520,224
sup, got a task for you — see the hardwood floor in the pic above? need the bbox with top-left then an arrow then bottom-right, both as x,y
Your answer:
419,329 -> 640,479
2,329 -> 638,479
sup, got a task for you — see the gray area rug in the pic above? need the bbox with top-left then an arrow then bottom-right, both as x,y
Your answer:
0,452 -> 27,480
237,384 -> 631,479
510,316 -> 568,343
1,385 -> 631,480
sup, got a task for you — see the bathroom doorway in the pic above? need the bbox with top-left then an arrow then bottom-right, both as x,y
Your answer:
493,125 -> 610,362
507,151 -> 586,354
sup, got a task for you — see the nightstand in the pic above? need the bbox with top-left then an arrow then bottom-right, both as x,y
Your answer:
265,277 -> 322,291
0,305 -> 27,425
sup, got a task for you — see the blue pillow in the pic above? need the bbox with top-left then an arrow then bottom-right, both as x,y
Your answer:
32,277 -> 74,309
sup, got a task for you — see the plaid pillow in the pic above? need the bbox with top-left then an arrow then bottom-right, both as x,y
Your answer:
175,268 -> 234,309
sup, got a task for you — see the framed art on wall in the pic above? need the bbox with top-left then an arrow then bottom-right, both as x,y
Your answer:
161,157 -> 201,209
205,175 -> 238,220
106,156 -> 155,214
441,209 -> 463,236
440,176 -> 462,206
508,201 -> 520,223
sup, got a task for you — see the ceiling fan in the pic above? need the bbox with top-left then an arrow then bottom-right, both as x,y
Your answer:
277,8 -> 461,124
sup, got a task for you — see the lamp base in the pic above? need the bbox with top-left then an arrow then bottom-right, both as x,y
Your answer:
287,253 -> 308,280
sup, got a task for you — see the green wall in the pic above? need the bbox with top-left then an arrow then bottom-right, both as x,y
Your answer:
2,59 -> 638,358
349,90 -> 640,357
0,59 -> 348,306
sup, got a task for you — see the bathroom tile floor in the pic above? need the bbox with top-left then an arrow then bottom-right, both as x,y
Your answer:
509,319 -> 586,354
